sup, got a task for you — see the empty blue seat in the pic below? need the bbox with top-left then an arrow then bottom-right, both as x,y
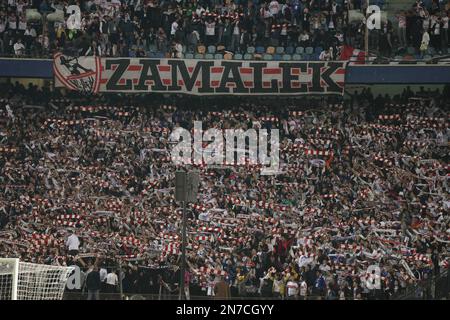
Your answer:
244,53 -> 253,60
305,47 -> 314,54
214,53 -> 223,59
207,45 -> 216,54
247,46 -> 255,54
205,53 -> 214,59
296,47 -> 305,54
256,46 -> 265,54
314,47 -> 323,54
273,54 -> 282,60
292,53 -> 303,60
234,53 -> 243,60
282,54 -> 291,60
185,53 -> 194,59
194,53 -> 204,59
276,46 -> 285,54
263,54 -> 273,60
286,46 -> 295,54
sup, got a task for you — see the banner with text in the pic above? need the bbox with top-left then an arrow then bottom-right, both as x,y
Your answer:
54,54 -> 346,95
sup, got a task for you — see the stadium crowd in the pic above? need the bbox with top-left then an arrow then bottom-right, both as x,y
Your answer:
0,82 -> 449,300
0,0 -> 449,59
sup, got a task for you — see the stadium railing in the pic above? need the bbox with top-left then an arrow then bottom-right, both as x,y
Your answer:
392,269 -> 450,300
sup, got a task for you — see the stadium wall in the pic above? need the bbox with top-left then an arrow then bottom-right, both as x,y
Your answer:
1,58 -> 450,85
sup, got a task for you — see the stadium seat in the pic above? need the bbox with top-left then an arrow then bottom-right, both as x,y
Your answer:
182,45 -> 187,53
247,46 -> 255,54
276,47 -> 285,54
185,53 -> 194,59
282,54 -> 292,61
207,45 -> 216,54
286,46 -> 294,55
256,46 -> 265,54
205,53 -> 214,59
305,47 -> 314,55
214,53 -> 223,59
263,54 -> 273,60
292,53 -> 303,60
266,46 -> 275,54
273,54 -> 282,60
407,47 -> 415,55
244,53 -> 253,60
296,47 -> 305,54
314,47 -> 323,54
194,53 -> 204,59
234,53 -> 243,60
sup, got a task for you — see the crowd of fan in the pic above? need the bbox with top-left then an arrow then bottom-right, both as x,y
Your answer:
1,0 -> 449,60
0,83 -> 449,300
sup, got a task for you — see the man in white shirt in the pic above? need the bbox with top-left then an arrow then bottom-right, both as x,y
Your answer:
106,270 -> 119,293
319,48 -> 332,61
170,20 -> 179,39
285,276 -> 299,299
299,276 -> 308,300
66,229 -> 80,256
205,19 -> 216,47
13,39 -> 25,56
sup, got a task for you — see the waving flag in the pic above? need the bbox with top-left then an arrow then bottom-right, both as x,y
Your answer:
339,45 -> 367,64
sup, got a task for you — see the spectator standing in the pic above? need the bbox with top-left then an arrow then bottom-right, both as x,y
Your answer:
299,275 -> 308,300
442,11 -> 449,51
66,229 -> 80,256
286,275 -> 299,300
420,29 -> 430,57
231,19 -> 241,52
397,11 -> 407,48
86,265 -> 102,300
106,269 -> 119,294
13,38 -> 25,56
214,275 -> 231,299
205,19 -> 216,47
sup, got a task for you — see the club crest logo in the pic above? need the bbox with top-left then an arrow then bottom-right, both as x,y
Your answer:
53,53 -> 101,94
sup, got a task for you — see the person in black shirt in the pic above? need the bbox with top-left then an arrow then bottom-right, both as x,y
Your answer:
86,265 -> 101,300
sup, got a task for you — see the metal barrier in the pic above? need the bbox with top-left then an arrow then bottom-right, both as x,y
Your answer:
393,269 -> 449,300
63,292 -> 324,300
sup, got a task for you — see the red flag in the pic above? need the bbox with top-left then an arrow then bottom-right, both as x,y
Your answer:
339,45 -> 366,64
